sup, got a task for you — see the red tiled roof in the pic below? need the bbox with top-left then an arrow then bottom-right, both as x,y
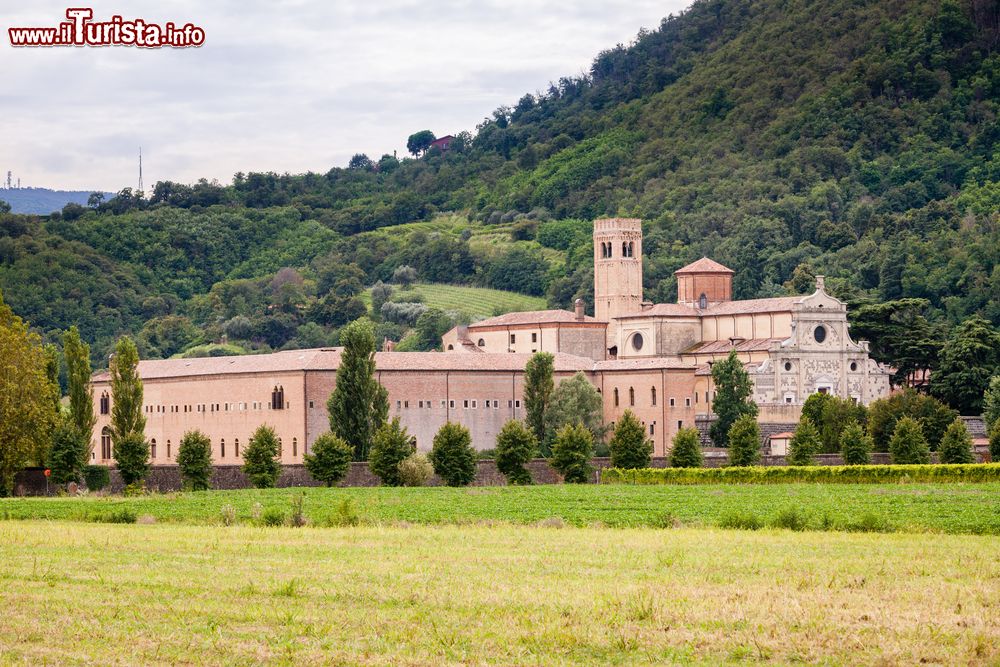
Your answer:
695,361 -> 761,376
701,297 -> 801,315
674,257 -> 734,274
92,348 -> 596,381
468,310 -> 603,328
622,303 -> 699,318
594,358 -> 693,371
686,338 -> 785,354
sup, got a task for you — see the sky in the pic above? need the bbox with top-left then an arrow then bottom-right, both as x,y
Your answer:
2,0 -> 692,192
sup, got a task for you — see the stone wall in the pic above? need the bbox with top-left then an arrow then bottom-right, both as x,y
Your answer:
11,447 -> 991,496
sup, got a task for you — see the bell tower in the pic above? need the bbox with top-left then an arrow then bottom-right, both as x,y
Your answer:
593,218 -> 643,329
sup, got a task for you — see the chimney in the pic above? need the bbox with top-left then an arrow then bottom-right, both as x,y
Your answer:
382,338 -> 395,352
815,275 -> 826,292
457,324 -> 469,341
574,298 -> 585,321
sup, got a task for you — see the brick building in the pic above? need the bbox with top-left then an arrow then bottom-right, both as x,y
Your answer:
90,218 -> 890,464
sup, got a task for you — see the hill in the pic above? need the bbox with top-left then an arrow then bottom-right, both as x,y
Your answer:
0,0 -> 997,379
0,188 -> 113,215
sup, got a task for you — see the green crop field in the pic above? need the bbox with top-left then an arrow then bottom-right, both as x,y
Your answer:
363,282 -> 548,321
4,483 -> 1000,534
1,521 -> 997,665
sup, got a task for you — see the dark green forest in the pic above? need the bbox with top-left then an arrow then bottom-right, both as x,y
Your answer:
0,0 -> 997,410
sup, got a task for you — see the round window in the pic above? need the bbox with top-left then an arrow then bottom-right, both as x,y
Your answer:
850,361 -> 858,372
784,362 -> 792,372
632,333 -> 644,351
813,325 -> 827,343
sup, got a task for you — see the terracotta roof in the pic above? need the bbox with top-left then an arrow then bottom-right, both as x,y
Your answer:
467,309 -> 603,328
92,348 -> 596,381
701,296 -> 802,316
621,303 -> 699,318
694,361 -> 761,376
593,357 -> 693,372
686,338 -> 785,355
675,257 -> 734,274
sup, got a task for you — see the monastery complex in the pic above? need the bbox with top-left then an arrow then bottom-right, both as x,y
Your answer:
90,218 -> 892,463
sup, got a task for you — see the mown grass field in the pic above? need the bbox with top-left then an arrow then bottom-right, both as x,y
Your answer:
362,282 -> 548,320
4,483 -> 1000,534
1,521 -> 997,665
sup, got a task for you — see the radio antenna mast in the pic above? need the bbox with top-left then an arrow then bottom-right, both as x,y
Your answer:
138,146 -> 144,195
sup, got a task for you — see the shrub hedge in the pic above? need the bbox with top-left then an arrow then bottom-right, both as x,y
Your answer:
601,463 -> 1000,485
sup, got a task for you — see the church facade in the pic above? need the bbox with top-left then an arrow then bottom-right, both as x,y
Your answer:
90,218 -> 891,464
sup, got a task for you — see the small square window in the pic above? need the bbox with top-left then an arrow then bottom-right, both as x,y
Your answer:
472,400 -> 477,408
309,401 -> 314,409
531,333 -> 537,343
510,334 -> 516,344
463,400 -> 469,408
685,398 -> 691,407
515,400 -> 521,408
397,400 -> 402,409
677,420 -> 683,430
449,400 -> 456,408
669,398 -> 675,407
418,400 -> 424,408
649,424 -> 655,435
508,400 -> 513,408
404,400 -> 409,408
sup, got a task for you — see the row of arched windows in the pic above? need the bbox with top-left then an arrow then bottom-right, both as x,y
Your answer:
611,386 -> 662,408
598,241 -> 636,258
96,427 -> 298,462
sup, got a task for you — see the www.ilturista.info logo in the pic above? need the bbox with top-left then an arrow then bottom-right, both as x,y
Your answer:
8,8 -> 205,48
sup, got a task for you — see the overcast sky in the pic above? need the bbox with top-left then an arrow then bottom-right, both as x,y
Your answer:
2,1 -> 691,192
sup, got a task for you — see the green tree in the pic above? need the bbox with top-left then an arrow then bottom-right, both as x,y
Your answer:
938,419 -> 974,464
800,392 -> 831,429
524,352 -> 554,447
407,307 -> 453,351
608,410 -> 652,469
63,326 -> 96,464
48,416 -> 87,485
495,419 -> 537,485
109,336 -> 148,486
787,417 -> 820,466
818,396 -> 867,453
545,372 -> 605,449
43,343 -> 60,415
984,376 -> 1000,433
368,418 -> 414,486
549,423 -> 593,483
888,416 -> 931,465
243,425 -> 281,488
710,350 -> 759,446
406,130 -> 436,156
304,432 -> 353,486
990,424 -> 1000,464
931,317 -> 1000,414
850,299 -> 942,386
727,415 -> 760,467
839,422 -> 872,465
429,422 -> 477,487
327,318 -> 389,460
177,430 -> 213,491
670,427 -> 703,468
867,389 -> 956,452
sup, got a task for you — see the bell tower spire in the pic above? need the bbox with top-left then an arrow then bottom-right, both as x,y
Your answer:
593,218 -> 643,333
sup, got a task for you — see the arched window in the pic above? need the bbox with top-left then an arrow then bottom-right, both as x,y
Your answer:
150,439 -> 157,460
629,387 -> 635,406
613,388 -> 619,407
477,338 -> 486,347
622,241 -> 629,257
99,392 -> 110,415
651,387 -> 657,406
235,438 -> 240,457
100,427 -> 112,460
447,344 -> 454,350
627,241 -> 634,257
698,293 -> 708,309
220,439 -> 225,458
271,386 -> 285,410
293,438 -> 298,457
166,440 -> 172,460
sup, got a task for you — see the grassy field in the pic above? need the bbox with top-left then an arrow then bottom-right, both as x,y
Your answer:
362,282 -> 548,320
4,483 -> 1000,534
1,521 -> 997,664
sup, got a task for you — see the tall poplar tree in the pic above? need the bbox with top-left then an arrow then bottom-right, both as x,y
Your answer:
524,352 -> 554,446
110,336 -> 149,485
327,318 -> 389,460
710,350 -> 758,446
63,326 -> 96,461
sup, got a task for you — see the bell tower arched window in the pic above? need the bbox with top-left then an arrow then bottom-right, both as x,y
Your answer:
629,387 -> 635,406
100,392 -> 110,415
698,293 -> 708,309
613,388 -> 619,407
150,439 -> 157,460
651,387 -> 657,406
271,386 -> 285,410
100,427 -> 112,460
622,241 -> 629,257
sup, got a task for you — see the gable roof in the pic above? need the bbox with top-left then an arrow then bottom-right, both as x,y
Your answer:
675,257 -> 734,274
467,309 -> 603,328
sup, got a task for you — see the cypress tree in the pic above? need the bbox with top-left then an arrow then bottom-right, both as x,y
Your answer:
110,336 -> 148,486
327,318 -> 389,461
670,427 -> 703,468
938,419 -> 974,464
839,422 -> 872,465
429,422 -> 477,487
177,430 -> 213,491
727,414 -> 761,467
888,416 -> 931,465
495,419 -> 537,485
787,417 -> 821,466
524,352 -> 555,448
608,410 -> 652,469
710,350 -> 759,447
243,425 -> 281,488
63,326 -> 96,464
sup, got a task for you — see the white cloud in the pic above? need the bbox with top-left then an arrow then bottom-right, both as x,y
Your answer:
1,0 -> 691,190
